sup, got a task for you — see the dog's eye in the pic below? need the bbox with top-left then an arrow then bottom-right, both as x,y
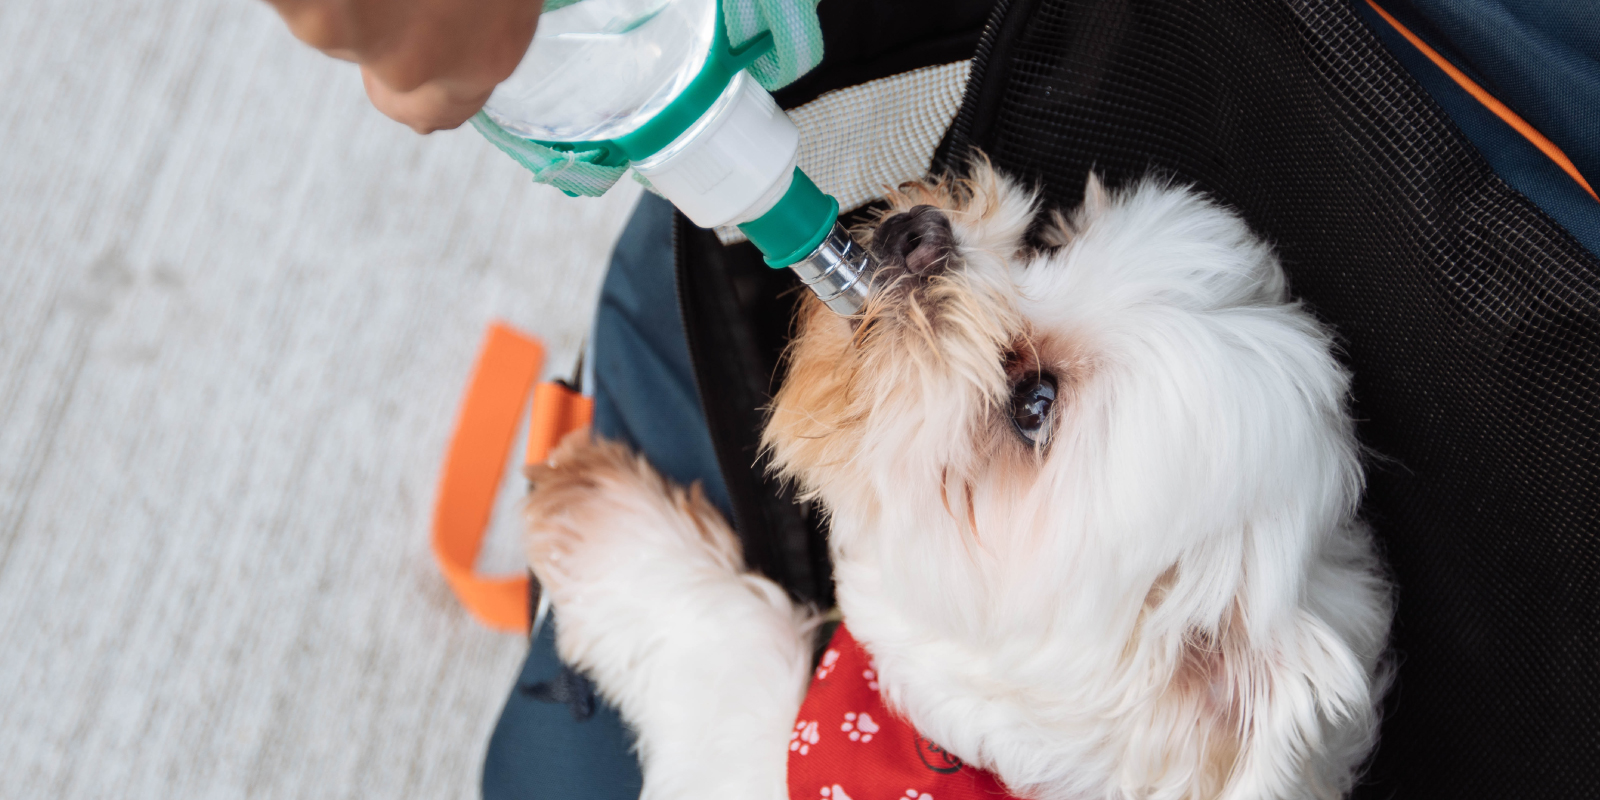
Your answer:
1010,373 -> 1057,445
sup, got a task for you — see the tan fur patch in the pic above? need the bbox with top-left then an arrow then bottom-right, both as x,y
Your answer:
524,429 -> 742,592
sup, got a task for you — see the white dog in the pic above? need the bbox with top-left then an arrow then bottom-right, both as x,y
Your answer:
524,162 -> 1392,800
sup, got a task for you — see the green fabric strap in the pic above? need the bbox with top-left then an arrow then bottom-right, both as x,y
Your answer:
474,0 -> 824,198
724,0 -> 825,93
470,113 -> 627,198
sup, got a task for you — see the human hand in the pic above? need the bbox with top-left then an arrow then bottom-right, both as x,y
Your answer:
266,0 -> 544,133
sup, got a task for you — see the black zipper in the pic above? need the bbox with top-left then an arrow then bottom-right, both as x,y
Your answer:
672,211 -> 837,606
937,0 -> 1016,172
670,210 -> 739,512
671,210 -> 692,394
671,210 -> 755,542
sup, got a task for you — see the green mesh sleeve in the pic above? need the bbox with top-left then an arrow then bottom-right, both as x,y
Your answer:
723,0 -> 824,91
475,0 -> 824,197
470,112 -> 629,198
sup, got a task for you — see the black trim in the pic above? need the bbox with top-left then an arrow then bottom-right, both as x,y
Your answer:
673,215 -> 834,608
775,30 -> 988,110
934,0 -> 1024,173
773,0 -> 1000,110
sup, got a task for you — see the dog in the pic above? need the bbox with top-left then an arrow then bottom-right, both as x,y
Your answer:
524,162 -> 1392,800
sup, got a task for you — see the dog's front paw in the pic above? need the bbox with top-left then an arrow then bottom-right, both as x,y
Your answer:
523,429 -> 744,618
524,431 -> 812,799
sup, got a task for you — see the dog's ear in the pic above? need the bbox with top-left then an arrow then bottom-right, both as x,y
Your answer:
871,204 -> 956,275
1030,207 -> 1078,252
1031,173 -> 1111,256
1082,172 -> 1111,218
1166,608 -> 1381,798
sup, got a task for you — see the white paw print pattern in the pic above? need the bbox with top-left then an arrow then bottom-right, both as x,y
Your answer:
819,785 -> 855,800
863,667 -> 880,691
840,711 -> 880,742
815,649 -> 840,681
905,789 -> 934,800
790,719 -> 820,755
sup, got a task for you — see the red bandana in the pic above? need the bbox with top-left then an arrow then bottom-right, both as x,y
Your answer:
788,625 -> 1024,800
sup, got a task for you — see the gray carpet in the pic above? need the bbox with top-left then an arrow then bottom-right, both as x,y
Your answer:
0,1 -> 644,797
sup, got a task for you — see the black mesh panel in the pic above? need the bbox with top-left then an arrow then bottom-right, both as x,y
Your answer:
935,0 -> 1600,796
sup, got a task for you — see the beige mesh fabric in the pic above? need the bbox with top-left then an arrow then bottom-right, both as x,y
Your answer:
716,60 -> 972,244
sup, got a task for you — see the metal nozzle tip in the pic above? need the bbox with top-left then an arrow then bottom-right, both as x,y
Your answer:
786,222 -> 878,315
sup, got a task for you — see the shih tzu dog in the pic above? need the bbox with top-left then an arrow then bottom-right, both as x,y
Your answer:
524,162 -> 1391,800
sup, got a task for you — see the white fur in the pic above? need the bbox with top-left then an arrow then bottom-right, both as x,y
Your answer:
525,168 -> 1391,800
523,440 -> 809,800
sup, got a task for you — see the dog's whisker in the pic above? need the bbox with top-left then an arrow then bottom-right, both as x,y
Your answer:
940,466 -> 955,520
963,480 -> 981,546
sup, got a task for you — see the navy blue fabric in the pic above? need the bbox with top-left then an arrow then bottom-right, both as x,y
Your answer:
589,194 -> 732,517
480,618 -> 642,800
481,193 -> 727,799
1357,0 -> 1600,259
1378,0 -> 1600,185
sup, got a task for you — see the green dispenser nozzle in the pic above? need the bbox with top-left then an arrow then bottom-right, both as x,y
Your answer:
739,168 -> 879,315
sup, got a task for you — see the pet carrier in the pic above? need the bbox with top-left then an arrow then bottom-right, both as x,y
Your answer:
481,1 -> 1598,796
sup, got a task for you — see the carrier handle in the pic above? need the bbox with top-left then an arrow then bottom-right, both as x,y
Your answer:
431,321 -> 593,633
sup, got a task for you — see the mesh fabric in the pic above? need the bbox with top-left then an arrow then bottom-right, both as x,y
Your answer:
935,0 -> 1600,795
716,60 -> 971,243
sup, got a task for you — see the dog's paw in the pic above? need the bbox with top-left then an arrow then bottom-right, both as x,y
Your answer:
523,429 -> 744,610
523,431 -> 813,799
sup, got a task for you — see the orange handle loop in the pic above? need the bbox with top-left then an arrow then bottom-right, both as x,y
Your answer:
431,322 -> 594,633
526,382 -> 595,467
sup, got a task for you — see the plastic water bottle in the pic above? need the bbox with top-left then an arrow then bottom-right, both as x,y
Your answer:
480,0 -> 875,315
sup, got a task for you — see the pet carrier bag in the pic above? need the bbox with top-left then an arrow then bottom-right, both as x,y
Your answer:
463,0 -> 1597,796
671,1 -> 1599,798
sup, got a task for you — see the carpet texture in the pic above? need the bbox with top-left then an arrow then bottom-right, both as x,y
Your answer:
0,1 -> 643,797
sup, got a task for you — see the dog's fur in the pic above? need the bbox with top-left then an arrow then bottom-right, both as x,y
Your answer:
525,162 -> 1392,800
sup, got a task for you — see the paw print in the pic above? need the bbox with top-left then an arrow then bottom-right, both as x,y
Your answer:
905,789 -> 934,800
790,719 -> 820,755
840,711 -> 880,742
863,668 -> 880,691
819,786 -> 855,800
815,649 -> 840,681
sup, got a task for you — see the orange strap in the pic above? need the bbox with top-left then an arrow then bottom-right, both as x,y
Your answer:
1366,0 -> 1598,203
526,381 -> 595,467
431,321 -> 593,633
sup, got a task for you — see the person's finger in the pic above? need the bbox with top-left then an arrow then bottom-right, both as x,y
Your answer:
267,0 -> 360,53
361,66 -> 494,133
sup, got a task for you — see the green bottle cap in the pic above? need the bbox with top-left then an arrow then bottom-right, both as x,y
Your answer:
737,168 -> 840,268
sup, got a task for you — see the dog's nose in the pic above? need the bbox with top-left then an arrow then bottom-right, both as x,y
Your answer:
871,205 -> 955,277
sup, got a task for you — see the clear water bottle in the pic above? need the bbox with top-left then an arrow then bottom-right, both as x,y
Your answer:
479,0 -> 876,315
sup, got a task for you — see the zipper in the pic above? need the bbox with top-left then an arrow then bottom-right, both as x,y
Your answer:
670,211 -> 704,473
672,210 -> 836,605
671,210 -> 751,541
941,0 -> 1015,168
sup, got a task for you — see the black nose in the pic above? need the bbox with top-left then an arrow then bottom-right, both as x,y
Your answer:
871,205 -> 955,276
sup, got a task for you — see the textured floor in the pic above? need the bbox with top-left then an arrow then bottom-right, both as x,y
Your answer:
0,1 -> 643,797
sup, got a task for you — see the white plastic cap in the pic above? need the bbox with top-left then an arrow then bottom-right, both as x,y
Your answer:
631,72 -> 799,229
